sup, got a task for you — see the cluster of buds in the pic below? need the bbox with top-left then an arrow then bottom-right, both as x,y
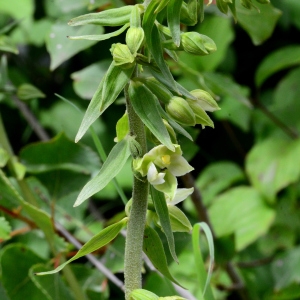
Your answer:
166,89 -> 220,128
133,144 -> 194,205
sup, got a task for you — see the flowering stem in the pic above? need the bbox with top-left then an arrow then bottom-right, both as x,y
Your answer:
124,83 -> 149,299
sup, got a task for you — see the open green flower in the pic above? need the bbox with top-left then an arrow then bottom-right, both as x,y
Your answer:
133,144 -> 194,200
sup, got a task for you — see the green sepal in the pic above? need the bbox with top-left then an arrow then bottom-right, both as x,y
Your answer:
168,205 -> 192,233
74,138 -> 131,207
75,61 -> 134,142
128,80 -> 174,151
68,6 -> 134,27
143,225 -> 184,288
36,218 -> 128,276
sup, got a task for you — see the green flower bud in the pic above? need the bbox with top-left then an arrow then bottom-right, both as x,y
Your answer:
180,0 -> 199,26
146,119 -> 177,145
240,0 -> 254,9
188,89 -> 220,112
216,0 -> 229,14
166,96 -> 196,126
181,32 -> 217,56
126,27 -> 144,55
110,43 -> 135,68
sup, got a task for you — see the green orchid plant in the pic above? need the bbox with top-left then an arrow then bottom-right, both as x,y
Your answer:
36,0 -> 272,299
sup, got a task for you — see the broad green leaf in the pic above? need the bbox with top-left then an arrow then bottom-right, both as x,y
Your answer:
74,138 -> 131,206
208,186 -> 275,251
75,61 -> 133,142
150,186 -> 178,263
128,81 -> 174,151
0,35 -> 19,54
192,223 -> 215,300
196,161 -> 245,205
68,23 -> 129,41
246,138 -> 300,202
168,205 -> 192,233
17,83 -> 45,100
271,67 -> 300,133
0,170 -> 57,248
0,244 -> 45,300
37,218 -> 128,275
46,22 -> 103,70
255,46 -> 300,87
0,217 -> 11,240
130,289 -> 159,300
68,5 -> 134,27
29,264 -> 74,300
0,0 -> 34,20
271,246 -> 300,290
236,1 -> 281,45
20,133 -> 100,174
71,60 -> 110,99
0,148 -> 9,167
143,225 -> 183,287
167,0 -> 183,47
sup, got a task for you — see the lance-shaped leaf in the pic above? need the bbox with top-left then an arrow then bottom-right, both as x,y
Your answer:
128,81 -> 174,151
68,23 -> 129,41
150,186 -> 178,263
74,138 -> 131,207
167,0 -> 183,47
68,6 -> 134,27
143,225 -> 184,287
36,218 -> 128,276
75,61 -> 134,142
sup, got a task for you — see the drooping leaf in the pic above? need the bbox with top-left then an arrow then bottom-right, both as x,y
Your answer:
68,23 -> 129,41
255,45 -> 300,87
46,21 -> 103,70
75,61 -> 133,142
192,223 -> 215,300
143,225 -> 183,287
150,186 -> 178,263
236,1 -> 282,45
74,138 -> 131,207
128,81 -> 174,151
167,0 -> 183,47
17,83 -> 45,100
36,218 -> 128,275
68,6 -> 134,27
208,186 -> 275,251
0,244 -> 45,300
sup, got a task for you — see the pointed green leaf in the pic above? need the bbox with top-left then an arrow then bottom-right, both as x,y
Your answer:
129,81 -> 174,151
255,45 -> 300,87
150,186 -> 178,263
143,225 -> 184,288
68,6 -> 134,27
192,222 -> 215,300
36,218 -> 128,276
167,0 -> 183,47
130,289 -> 159,300
74,138 -> 131,206
68,23 -> 129,41
17,83 -> 45,101
116,111 -> 129,142
75,61 -> 133,142
0,148 -> 9,167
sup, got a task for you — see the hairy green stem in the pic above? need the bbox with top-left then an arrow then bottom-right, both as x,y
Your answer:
124,83 -> 149,299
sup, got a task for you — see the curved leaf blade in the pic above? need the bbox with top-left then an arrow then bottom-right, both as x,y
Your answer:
74,138 -> 131,207
75,61 -> 134,142
129,81 -> 174,151
150,186 -> 178,263
143,225 -> 184,288
36,218 -> 128,276
167,0 -> 183,47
